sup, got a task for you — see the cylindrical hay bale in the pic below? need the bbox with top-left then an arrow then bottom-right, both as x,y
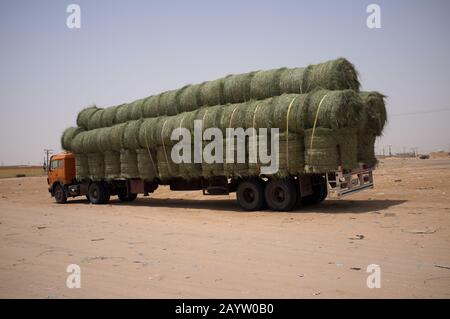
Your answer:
142,95 -> 160,118
275,133 -> 304,177
357,134 -> 377,167
270,95 -> 306,134
83,131 -> 101,153
178,84 -> 202,113
136,148 -> 158,181
156,145 -> 179,181
97,127 -> 113,152
122,120 -> 142,149
158,90 -> 179,116
104,150 -> 121,180
88,108 -> 104,130
202,106 -> 224,177
305,89 -> 363,130
139,117 -> 159,149
77,106 -> 100,130
359,91 -> 387,136
303,58 -> 360,92
304,128 -> 358,173
251,97 -> 276,130
200,79 -> 224,106
87,153 -> 105,181
129,99 -> 145,121
223,137 -> 248,177
75,153 -> 89,181
71,133 -> 85,154
115,104 -> 131,124
223,72 -> 257,104
279,67 -> 309,94
61,127 -> 84,151
120,149 -> 139,179
250,68 -> 286,100
110,123 -> 126,151
101,105 -> 119,127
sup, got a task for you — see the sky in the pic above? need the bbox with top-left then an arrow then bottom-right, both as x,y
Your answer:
1,0 -> 449,165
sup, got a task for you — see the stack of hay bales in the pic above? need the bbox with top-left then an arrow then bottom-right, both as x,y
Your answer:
61,58 -> 386,182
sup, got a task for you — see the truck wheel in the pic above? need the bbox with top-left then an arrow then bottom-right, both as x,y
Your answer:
54,184 -> 67,204
265,178 -> 298,211
118,191 -> 138,202
301,179 -> 328,205
236,178 -> 265,211
88,182 -> 110,204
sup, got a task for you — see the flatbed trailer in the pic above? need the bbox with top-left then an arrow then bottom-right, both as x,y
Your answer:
47,152 -> 374,211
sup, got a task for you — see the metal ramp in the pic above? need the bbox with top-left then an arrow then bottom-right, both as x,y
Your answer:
326,167 -> 374,198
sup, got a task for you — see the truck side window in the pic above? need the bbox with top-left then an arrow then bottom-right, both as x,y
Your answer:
58,160 -> 64,168
51,160 -> 58,170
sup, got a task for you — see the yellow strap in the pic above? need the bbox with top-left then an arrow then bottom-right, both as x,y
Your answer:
285,96 -> 298,170
310,94 -> 328,149
144,125 -> 157,174
252,104 -> 261,170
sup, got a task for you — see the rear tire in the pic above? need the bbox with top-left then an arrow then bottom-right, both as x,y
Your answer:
88,182 -> 110,204
54,184 -> 67,204
236,178 -> 265,211
118,191 -> 138,202
265,178 -> 298,211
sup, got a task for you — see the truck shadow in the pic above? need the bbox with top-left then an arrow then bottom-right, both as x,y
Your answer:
69,197 -> 407,214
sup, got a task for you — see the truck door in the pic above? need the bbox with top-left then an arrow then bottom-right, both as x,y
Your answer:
49,158 -> 63,184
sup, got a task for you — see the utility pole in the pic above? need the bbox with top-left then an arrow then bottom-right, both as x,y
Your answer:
44,149 -> 53,171
388,145 -> 392,157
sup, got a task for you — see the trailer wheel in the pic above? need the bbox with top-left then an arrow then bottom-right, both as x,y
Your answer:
118,191 -> 138,202
88,182 -> 110,204
265,178 -> 298,211
301,179 -> 328,205
236,178 -> 265,211
54,184 -> 67,204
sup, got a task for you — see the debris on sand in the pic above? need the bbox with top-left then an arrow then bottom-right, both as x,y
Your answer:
384,213 -> 396,217
434,264 -> 450,270
350,267 -> 361,271
349,234 -> 365,240
402,228 -> 436,234
90,238 -> 104,241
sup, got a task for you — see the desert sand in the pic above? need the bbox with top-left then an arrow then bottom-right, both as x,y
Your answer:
1,158 -> 449,298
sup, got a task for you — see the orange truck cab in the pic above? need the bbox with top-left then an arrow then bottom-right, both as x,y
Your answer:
47,152 -> 77,203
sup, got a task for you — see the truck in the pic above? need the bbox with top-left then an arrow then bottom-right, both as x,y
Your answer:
47,151 -> 374,211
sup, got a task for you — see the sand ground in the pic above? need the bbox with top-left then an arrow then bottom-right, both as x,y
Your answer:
0,158 -> 449,298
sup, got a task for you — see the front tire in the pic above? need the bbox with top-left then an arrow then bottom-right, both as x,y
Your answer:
88,182 -> 110,204
54,184 -> 67,204
265,178 -> 298,211
236,178 -> 265,211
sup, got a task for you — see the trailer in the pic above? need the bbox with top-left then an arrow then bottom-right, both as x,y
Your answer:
47,152 -> 374,211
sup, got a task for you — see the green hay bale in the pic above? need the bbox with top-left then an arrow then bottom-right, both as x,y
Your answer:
223,137 -> 248,177
83,130 -> 100,153
122,120 -> 142,149
223,72 -> 257,104
250,98 -> 275,130
178,84 -> 203,113
142,95 -> 160,118
75,153 -> 89,181
303,58 -> 360,92
61,127 -> 84,151
270,94 -> 307,133
96,127 -> 113,152
88,108 -> 104,130
139,117 -> 160,149
110,123 -> 127,151
304,128 -> 358,172
129,99 -> 145,120
101,105 -> 119,127
304,89 -> 363,130
77,106 -> 100,130
115,104 -> 131,124
104,150 -> 121,180
87,153 -> 105,181
249,68 -> 286,100
71,133 -> 85,153
357,134 -> 377,167
200,79 -> 224,106
120,149 -> 139,179
158,90 -> 179,116
201,106 -> 224,177
156,145 -> 179,181
136,148 -> 158,181
275,133 -> 304,177
279,67 -> 309,94
359,91 -> 387,136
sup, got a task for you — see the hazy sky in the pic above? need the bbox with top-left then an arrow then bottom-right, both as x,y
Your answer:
1,0 -> 449,165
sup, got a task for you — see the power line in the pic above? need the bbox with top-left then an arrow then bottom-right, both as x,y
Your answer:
390,108 -> 450,117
